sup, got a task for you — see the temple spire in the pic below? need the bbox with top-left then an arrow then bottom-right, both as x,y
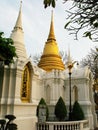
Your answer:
14,1 -> 23,30
10,1 -> 27,59
47,11 -> 56,41
67,47 -> 77,72
38,12 -> 65,71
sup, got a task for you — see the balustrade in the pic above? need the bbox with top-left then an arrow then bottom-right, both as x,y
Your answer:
36,120 -> 89,130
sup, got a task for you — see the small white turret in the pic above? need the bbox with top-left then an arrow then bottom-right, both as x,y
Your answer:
10,1 -> 27,59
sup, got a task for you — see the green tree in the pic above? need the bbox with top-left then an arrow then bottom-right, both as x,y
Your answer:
64,0 -> 98,42
43,0 -> 98,42
0,115 -> 17,130
36,98 -> 49,120
43,0 -> 56,8
0,32 -> 17,65
72,101 -> 85,121
55,97 -> 67,121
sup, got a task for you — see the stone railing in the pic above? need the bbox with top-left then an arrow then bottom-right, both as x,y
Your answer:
36,120 -> 89,130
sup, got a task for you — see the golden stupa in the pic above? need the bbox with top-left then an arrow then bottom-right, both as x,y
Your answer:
38,12 -> 65,72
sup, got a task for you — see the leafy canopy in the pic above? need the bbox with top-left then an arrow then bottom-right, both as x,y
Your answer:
55,97 -> 67,121
36,98 -> 49,120
64,0 -> 98,41
43,0 -> 98,42
0,32 -> 17,65
72,101 -> 85,121
43,0 -> 56,8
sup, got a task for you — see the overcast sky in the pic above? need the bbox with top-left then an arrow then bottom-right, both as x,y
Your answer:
0,0 -> 96,62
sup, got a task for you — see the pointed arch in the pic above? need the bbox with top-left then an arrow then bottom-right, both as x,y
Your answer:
21,64 -> 31,102
62,85 -> 66,99
46,85 -> 51,104
73,85 -> 78,102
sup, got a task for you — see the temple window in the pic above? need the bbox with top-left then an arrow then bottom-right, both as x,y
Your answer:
21,65 -> 30,102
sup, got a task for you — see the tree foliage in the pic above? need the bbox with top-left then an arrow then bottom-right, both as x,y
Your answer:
80,47 -> 98,80
64,0 -> 98,41
0,32 -> 17,65
55,97 -> 67,121
33,53 -> 42,65
43,0 -> 56,8
36,98 -> 49,120
72,101 -> 85,121
0,115 -> 17,130
43,0 -> 98,42
81,47 -> 98,105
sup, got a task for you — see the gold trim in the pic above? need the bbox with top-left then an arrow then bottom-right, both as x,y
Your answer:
21,65 -> 30,102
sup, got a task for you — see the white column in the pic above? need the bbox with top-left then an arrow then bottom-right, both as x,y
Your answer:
14,68 -> 22,104
7,67 -> 16,114
1,66 -> 9,116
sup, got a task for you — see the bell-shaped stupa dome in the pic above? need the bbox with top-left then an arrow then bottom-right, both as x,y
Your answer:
38,11 -> 65,72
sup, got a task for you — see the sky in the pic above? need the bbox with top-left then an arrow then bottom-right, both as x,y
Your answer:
0,0 -> 97,62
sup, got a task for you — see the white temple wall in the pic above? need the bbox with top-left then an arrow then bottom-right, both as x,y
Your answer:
44,77 -> 65,105
31,75 -> 44,104
14,104 -> 37,130
15,116 -> 37,130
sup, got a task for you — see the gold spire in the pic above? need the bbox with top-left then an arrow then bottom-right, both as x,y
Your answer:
38,12 -> 65,72
47,10 -> 56,41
